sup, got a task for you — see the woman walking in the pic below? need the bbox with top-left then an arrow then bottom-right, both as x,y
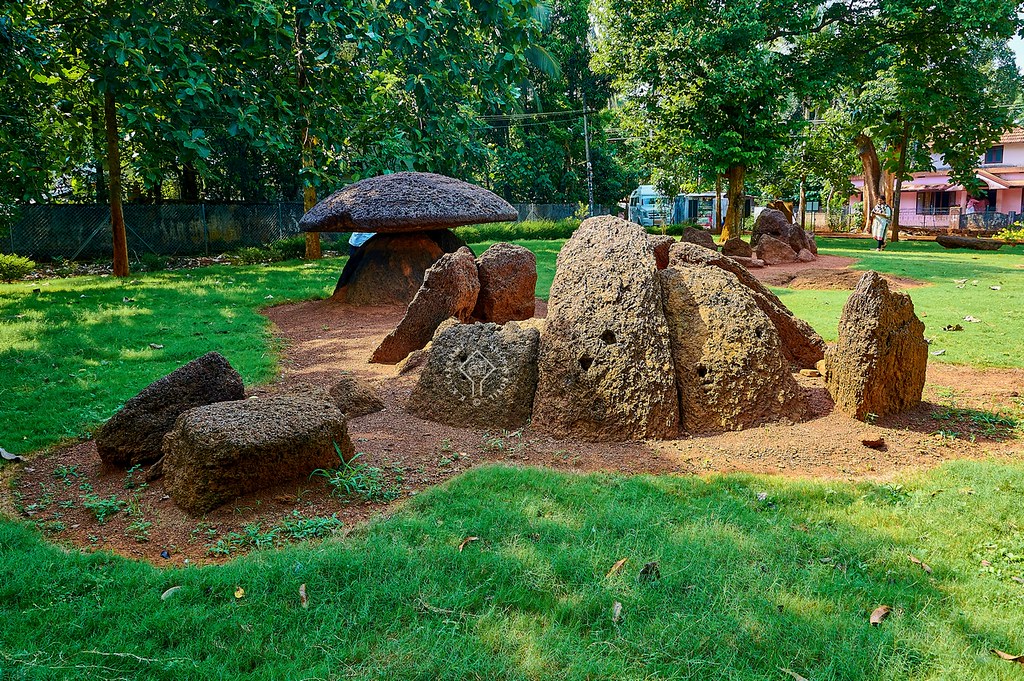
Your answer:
870,197 -> 892,251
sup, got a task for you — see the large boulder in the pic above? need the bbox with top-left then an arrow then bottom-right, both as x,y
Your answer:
329,373 -> 384,417
532,216 -> 679,440
662,266 -> 803,432
299,172 -> 517,233
668,242 -> 826,368
756,234 -> 799,265
825,271 -> 928,420
331,230 -> 467,306
95,352 -> 244,467
721,238 -> 753,258
679,227 -> 718,251
473,242 -> 537,324
162,390 -> 353,515
371,247 -> 480,364
752,208 -> 815,255
407,321 -> 539,429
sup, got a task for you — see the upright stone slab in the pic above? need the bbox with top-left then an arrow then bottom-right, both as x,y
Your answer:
95,352 -> 245,467
648,234 -> 675,269
668,242 -> 826,368
371,247 -> 480,364
162,389 -> 353,515
825,271 -> 928,420
407,321 -> 539,429
473,242 -> 537,324
661,266 -> 803,432
532,216 -> 679,440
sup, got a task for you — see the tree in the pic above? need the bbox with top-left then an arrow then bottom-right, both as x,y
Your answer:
593,0 -> 859,240
808,0 -> 1023,238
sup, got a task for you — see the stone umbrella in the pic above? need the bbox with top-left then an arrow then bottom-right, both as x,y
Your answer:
299,172 -> 518,305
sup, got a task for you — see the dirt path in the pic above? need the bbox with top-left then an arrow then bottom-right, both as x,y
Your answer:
9,256 -> 1020,565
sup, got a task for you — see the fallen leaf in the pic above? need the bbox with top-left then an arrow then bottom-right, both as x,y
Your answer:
606,558 -> 628,578
611,601 -> 623,623
942,324 -> 963,332
264,294 -> 274,299
930,349 -> 946,356
458,536 -> 479,552
234,587 -> 245,599
991,285 -> 1002,290
756,492 -> 768,501
870,605 -> 891,626
149,343 -> 164,350
122,297 -> 135,302
299,583 -> 308,609
954,278 -> 967,284
160,586 -> 182,601
1011,576 -> 1024,585
981,560 -> 993,567
964,315 -> 981,323
780,668 -> 810,681
0,447 -> 23,463
992,649 -> 1024,663
908,555 -> 933,574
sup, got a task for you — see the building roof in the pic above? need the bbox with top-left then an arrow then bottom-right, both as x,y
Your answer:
998,127 -> 1024,144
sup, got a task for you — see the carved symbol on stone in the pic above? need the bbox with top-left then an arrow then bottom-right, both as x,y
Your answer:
446,344 -> 510,407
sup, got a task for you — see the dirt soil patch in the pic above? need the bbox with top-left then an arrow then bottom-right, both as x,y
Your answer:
748,253 -> 926,289
9,292 -> 1020,566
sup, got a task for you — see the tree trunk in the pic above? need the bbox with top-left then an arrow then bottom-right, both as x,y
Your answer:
104,90 -> 129,277
180,163 -> 200,201
295,17 -> 322,260
91,103 -> 108,203
720,164 -> 745,243
714,175 -> 723,235
798,175 -> 807,231
889,123 -> 910,243
856,134 -> 882,232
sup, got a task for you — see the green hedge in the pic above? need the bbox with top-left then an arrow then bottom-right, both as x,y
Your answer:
454,218 -> 705,243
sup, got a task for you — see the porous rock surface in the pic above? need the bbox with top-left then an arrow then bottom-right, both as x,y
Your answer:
96,352 -> 244,467
678,227 -> 718,251
661,265 -> 803,432
407,321 -> 539,429
668,242 -> 826,368
299,172 -> 517,233
329,373 -> 385,417
473,242 -> 537,324
721,238 -> 752,258
532,216 -> 679,440
331,231 -> 466,306
935,235 -> 1002,251
756,234 -> 799,265
371,247 -> 480,364
162,389 -> 354,515
825,271 -> 928,420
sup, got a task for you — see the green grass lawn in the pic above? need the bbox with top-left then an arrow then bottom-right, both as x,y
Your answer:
3,461 -> 1024,679
0,260 -> 342,455
2,237 -> 1024,680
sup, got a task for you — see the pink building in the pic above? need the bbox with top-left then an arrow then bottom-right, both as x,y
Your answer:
851,128 -> 1024,230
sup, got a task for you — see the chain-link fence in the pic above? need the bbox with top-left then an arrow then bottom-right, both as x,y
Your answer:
2,203 -> 307,261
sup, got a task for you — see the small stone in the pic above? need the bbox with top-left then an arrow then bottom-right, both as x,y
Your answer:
648,234 -> 675,270
678,227 -> 717,251
328,373 -> 385,417
721,238 -> 753,258
473,242 -> 537,324
797,248 -> 816,262
756,235 -> 799,265
799,369 -> 821,377
860,432 -> 886,449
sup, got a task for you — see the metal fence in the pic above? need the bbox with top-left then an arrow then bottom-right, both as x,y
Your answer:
831,207 -> 1016,234
2,202 -> 619,261
2,203 -> 307,261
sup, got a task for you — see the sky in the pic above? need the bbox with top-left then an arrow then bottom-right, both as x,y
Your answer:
1012,35 -> 1024,71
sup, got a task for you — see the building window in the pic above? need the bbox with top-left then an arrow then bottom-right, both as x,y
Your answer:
916,191 -> 953,215
985,146 -> 1004,164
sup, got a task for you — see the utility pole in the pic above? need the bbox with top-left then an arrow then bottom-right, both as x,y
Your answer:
582,91 -> 594,218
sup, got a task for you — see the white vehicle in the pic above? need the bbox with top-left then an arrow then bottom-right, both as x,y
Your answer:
628,185 -> 672,226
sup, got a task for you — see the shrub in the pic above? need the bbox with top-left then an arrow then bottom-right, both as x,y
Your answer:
994,223 -> 1024,242
271,235 -> 308,259
232,245 -> 284,265
455,219 -> 580,243
0,253 -> 35,282
137,252 -> 168,272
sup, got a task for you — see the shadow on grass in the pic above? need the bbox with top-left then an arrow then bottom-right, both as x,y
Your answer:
3,462 -> 1023,679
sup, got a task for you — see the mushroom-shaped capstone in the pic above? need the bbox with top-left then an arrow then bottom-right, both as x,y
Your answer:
298,172 -> 518,233
302,172 -> 518,307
